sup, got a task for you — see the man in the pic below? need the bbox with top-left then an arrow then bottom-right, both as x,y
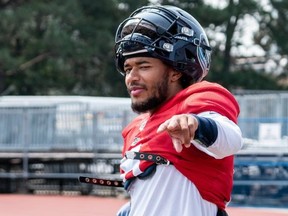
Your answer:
114,5 -> 243,216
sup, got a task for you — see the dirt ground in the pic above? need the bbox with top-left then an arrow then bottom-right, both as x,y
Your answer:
1,194 -> 288,216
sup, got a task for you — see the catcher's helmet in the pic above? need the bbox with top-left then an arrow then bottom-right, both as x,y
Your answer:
115,5 -> 212,82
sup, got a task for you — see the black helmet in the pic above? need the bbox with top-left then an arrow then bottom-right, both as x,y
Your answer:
115,5 -> 212,82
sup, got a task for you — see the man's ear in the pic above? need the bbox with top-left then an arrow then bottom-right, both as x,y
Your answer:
170,70 -> 182,82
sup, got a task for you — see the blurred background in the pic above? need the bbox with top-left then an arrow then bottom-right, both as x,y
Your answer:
0,0 -> 288,209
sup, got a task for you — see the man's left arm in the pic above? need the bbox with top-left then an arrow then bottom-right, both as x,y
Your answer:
157,112 -> 243,158
192,111 -> 243,159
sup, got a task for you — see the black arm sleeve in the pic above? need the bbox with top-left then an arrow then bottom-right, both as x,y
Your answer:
193,115 -> 218,147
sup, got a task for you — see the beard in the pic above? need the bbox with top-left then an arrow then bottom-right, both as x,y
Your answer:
130,75 -> 169,114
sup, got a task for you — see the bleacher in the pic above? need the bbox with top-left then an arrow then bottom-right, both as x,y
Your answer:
233,92 -> 288,207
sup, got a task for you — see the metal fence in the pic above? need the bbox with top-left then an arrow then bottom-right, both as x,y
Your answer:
1,94 -> 288,151
236,93 -> 288,148
0,96 -> 136,152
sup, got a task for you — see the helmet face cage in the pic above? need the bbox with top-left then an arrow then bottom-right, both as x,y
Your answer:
115,5 -> 211,82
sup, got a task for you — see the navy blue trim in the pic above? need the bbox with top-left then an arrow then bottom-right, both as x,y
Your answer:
138,163 -> 157,179
193,115 -> 218,147
124,179 -> 133,190
123,164 -> 157,190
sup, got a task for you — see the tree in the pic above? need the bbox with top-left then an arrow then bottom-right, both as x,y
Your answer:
0,0 -> 287,96
0,1 -> 93,94
158,0 -> 282,91
0,0 -> 154,96
254,0 -> 288,85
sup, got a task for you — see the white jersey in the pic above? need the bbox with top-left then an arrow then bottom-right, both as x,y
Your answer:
128,165 -> 217,216
120,112 -> 243,216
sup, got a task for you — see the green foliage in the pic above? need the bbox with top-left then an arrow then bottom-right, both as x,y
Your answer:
0,0 -> 287,96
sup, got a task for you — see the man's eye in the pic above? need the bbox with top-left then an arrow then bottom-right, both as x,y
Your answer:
140,66 -> 150,70
124,69 -> 131,75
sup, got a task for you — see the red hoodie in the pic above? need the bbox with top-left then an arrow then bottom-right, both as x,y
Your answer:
121,81 -> 240,210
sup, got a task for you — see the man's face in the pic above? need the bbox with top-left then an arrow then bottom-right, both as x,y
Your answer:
123,57 -> 172,113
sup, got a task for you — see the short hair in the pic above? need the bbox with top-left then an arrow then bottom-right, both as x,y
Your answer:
179,72 -> 195,88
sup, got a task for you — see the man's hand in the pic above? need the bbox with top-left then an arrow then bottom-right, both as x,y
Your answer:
157,114 -> 199,152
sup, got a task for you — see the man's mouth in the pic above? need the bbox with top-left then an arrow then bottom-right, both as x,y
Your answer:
129,85 -> 146,97
130,87 -> 144,97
